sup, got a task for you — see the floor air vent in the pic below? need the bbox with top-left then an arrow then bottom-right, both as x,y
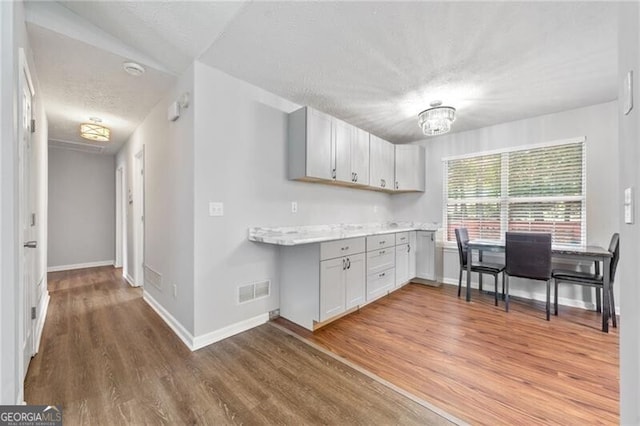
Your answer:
238,280 -> 271,304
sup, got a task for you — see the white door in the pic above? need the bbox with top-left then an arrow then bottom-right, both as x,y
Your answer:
306,108 -> 334,181
395,244 -> 410,287
133,149 -> 145,286
115,167 -> 123,268
350,128 -> 369,186
19,50 -> 36,379
333,119 -> 352,183
416,231 -> 436,281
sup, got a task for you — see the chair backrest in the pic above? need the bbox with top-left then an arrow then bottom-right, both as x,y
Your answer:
505,232 -> 552,281
455,228 -> 469,267
609,233 -> 620,282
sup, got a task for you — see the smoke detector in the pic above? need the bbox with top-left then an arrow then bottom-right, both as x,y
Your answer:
123,62 -> 145,77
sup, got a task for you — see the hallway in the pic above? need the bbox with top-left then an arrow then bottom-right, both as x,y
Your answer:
24,266 -> 453,425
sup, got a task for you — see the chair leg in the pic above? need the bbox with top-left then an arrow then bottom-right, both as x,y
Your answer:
458,269 -> 463,298
479,273 -> 483,292
501,272 -> 505,300
546,280 -> 551,321
609,287 -> 617,328
554,279 -> 558,316
494,274 -> 498,306
505,275 -> 510,312
595,288 -> 602,313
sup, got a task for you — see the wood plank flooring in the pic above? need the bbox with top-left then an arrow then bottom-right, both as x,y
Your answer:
278,283 -> 619,425
25,267 -> 454,425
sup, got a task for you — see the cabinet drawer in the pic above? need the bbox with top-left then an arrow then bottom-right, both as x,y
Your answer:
366,267 -> 395,301
366,234 -> 395,251
395,232 -> 409,245
367,246 -> 395,274
320,237 -> 365,260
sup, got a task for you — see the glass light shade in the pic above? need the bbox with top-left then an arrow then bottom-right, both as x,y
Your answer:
80,123 -> 110,142
418,106 -> 456,136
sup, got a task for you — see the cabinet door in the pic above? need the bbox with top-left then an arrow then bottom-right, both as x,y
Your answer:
351,127 -> 370,186
395,244 -> 410,287
306,108 -> 334,181
345,253 -> 366,309
408,231 -> 417,278
416,231 -> 436,281
320,257 -> 346,322
334,118 -> 352,183
370,135 -> 394,190
395,145 -> 425,192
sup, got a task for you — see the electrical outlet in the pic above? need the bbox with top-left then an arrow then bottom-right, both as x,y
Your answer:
173,284 -> 177,298
209,202 -> 224,217
291,201 -> 298,213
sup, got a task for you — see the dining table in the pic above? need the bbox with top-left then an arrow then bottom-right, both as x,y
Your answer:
466,239 -> 613,332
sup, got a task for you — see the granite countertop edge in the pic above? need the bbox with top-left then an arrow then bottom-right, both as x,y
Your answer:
248,222 -> 440,246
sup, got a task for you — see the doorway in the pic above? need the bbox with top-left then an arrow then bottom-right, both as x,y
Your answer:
115,167 -> 124,268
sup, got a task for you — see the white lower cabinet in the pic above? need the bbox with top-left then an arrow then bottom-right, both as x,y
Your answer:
319,257 -> 347,322
416,231 -> 436,281
395,243 -> 410,287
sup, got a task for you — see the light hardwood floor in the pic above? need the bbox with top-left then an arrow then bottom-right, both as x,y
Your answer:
278,283 -> 620,425
25,267 -> 454,425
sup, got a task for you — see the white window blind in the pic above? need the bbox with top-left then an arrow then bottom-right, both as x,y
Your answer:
444,139 -> 586,246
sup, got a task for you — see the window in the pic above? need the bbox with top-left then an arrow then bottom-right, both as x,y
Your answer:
444,138 -> 586,246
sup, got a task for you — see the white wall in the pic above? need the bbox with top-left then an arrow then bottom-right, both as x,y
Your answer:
192,62 -> 394,337
47,148 -> 114,269
392,101 -> 620,307
618,3 -> 640,424
0,0 -> 48,405
116,64 -> 195,334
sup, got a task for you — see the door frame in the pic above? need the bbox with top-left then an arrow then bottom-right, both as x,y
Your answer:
133,148 -> 145,287
115,166 -> 124,268
17,48 -> 36,387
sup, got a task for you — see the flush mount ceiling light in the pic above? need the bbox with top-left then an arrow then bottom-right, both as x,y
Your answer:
418,100 -> 456,136
80,117 -> 110,142
123,61 -> 145,77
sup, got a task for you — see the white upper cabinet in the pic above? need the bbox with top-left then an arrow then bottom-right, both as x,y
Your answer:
394,145 -> 425,192
369,135 -> 395,191
333,118 -> 370,186
288,107 -> 334,181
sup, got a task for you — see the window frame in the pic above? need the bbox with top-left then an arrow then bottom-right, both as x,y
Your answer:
442,137 -> 587,246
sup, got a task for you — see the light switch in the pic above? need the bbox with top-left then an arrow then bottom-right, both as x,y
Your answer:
624,188 -> 634,224
209,202 -> 224,217
291,201 -> 298,213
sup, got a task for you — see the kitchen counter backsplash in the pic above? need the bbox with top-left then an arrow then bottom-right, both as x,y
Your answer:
248,222 -> 440,246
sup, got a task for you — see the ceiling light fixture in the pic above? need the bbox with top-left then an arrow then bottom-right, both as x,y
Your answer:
80,118 -> 110,142
123,61 -> 145,77
418,100 -> 456,136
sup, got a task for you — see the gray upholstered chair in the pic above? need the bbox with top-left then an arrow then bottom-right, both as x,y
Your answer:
505,232 -> 552,320
552,233 -> 620,328
455,228 -> 505,306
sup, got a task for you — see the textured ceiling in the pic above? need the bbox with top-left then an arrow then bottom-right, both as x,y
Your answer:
27,24 -> 175,154
26,1 -> 618,153
199,1 -> 618,142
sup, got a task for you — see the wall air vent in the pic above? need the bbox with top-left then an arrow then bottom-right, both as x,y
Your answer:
144,264 -> 162,290
237,280 -> 271,304
49,138 -> 105,154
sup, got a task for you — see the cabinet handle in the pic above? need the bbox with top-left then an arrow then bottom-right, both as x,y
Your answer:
342,258 -> 346,270
332,168 -> 336,179
354,172 -> 358,182
431,233 -> 434,241
395,181 -> 399,190
346,258 -> 351,269
408,244 -> 411,253
379,240 -> 385,245
379,272 -> 386,277
341,246 -> 349,251
379,250 -> 385,255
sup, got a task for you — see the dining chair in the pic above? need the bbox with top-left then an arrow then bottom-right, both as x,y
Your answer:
552,233 -> 620,328
455,228 -> 505,306
505,232 -> 553,320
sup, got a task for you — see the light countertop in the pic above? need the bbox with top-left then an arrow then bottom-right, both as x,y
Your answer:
248,222 -> 440,246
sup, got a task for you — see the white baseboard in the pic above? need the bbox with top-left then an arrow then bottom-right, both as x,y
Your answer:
192,313 -> 270,351
441,278 -> 620,314
142,290 -> 270,352
47,260 -> 114,272
143,290 -> 194,350
34,291 -> 50,353
124,273 -> 137,287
